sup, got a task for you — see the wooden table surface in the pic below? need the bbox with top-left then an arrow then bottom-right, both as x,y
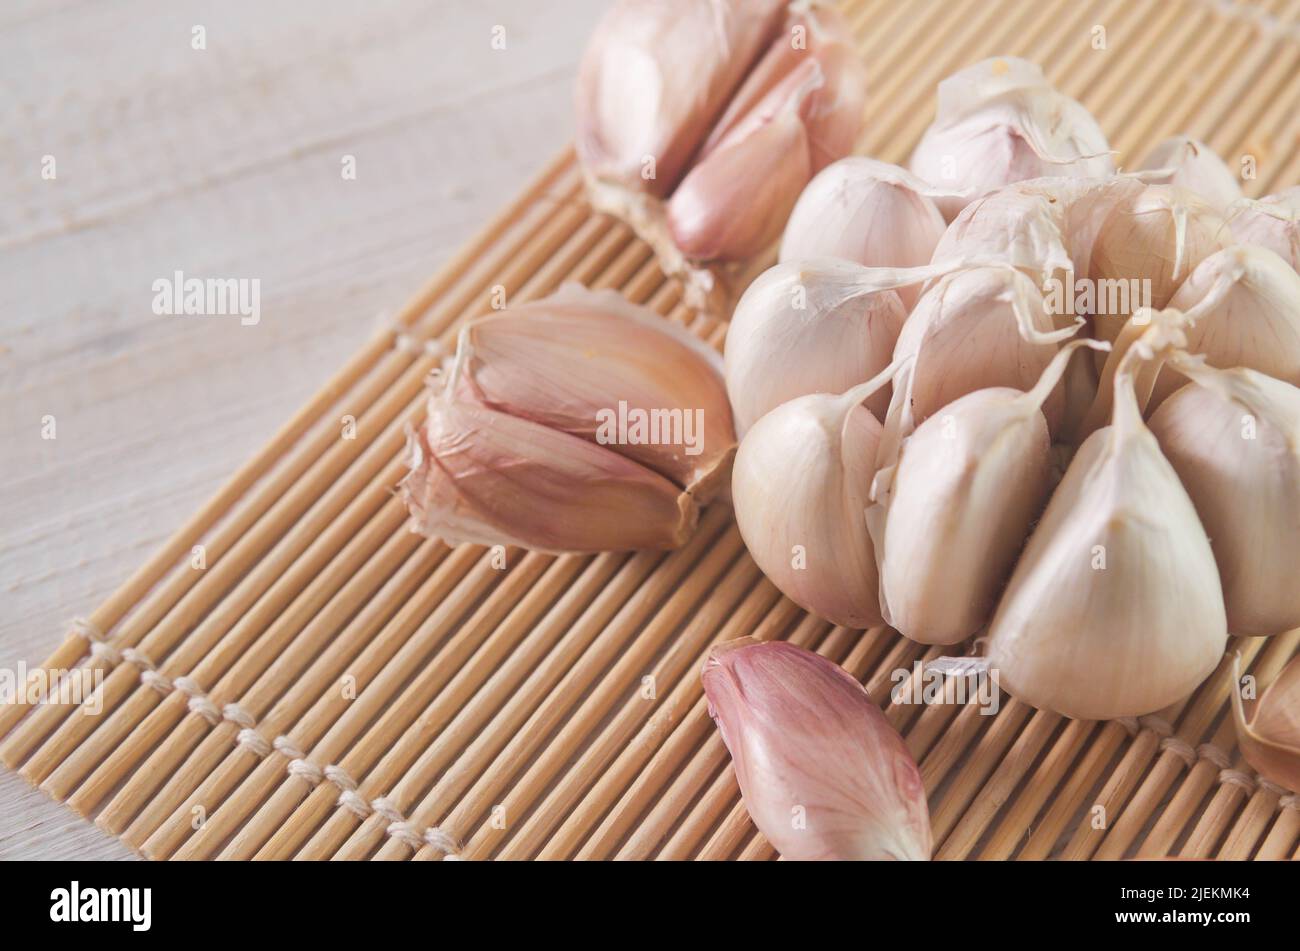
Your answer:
0,0 -> 606,861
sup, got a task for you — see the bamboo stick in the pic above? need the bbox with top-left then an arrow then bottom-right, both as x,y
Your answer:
364,533 -> 755,861
543,611 -> 825,861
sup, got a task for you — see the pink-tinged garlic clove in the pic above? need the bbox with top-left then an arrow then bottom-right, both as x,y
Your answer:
401,399 -> 697,554
701,638 -> 931,860
1232,653 -> 1300,793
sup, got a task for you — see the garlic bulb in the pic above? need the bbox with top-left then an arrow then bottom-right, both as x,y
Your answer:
909,57 -> 1113,220
891,266 -> 1082,436
1089,184 -> 1230,348
666,3 -> 867,262
701,637 -> 931,860
731,363 -> 899,628
779,158 -> 948,308
985,323 -> 1227,720
1138,136 -> 1241,212
870,340 -> 1106,645
401,284 -> 738,553
450,284 -> 736,500
725,260 -> 921,433
1147,355 -> 1300,636
403,401 -> 696,553
1226,185 -> 1300,273
575,0 -> 788,199
1231,653 -> 1300,793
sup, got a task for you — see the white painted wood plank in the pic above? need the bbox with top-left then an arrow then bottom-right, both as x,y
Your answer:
0,0 -> 607,861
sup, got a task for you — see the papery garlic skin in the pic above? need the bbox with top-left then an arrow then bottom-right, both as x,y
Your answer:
1148,362 -> 1300,636
985,336 -> 1227,720
1152,245 -> 1300,409
402,400 -> 697,554
731,379 -> 888,628
909,58 -> 1113,220
1231,653 -> 1300,793
779,158 -> 948,308
1089,184 -> 1230,348
665,3 -> 867,262
724,259 -> 906,433
575,0 -> 788,199
1227,186 -> 1300,272
702,638 -> 931,860
1138,136 -> 1241,212
891,266 -> 1078,435
451,284 -> 736,501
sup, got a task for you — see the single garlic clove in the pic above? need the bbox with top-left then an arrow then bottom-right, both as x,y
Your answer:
1225,185 -> 1300,273
450,284 -> 736,501
1138,136 -> 1242,213
666,5 -> 867,262
909,57 -> 1113,220
731,366 -> 898,628
779,158 -> 948,309
985,326 -> 1227,720
1231,653 -> 1300,793
892,266 -> 1081,436
575,0 -> 788,199
1088,184 -> 1231,349
929,175 -> 1144,293
1148,358 -> 1300,636
401,399 -> 697,554
701,637 -> 932,860
1153,244 -> 1300,410
666,70 -> 816,262
724,259 -> 908,433
871,340 -> 1105,645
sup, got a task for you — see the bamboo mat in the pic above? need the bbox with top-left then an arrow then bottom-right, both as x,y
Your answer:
5,0 -> 1300,861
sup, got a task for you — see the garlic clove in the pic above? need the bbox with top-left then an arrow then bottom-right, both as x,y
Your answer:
891,266 -> 1082,436
731,363 -> 901,628
1225,186 -> 1300,272
909,58 -> 1113,220
401,399 -> 697,554
724,259 -> 913,433
1231,653 -> 1300,793
985,324 -> 1227,720
871,339 -> 1106,645
929,175 -> 1145,293
1153,244 -> 1300,409
666,5 -> 867,263
1089,184 -> 1231,349
575,0 -> 788,199
1148,357 -> 1300,636
450,284 -> 736,501
666,67 -> 817,262
779,157 -> 949,309
1138,136 -> 1242,213
701,637 -> 932,860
